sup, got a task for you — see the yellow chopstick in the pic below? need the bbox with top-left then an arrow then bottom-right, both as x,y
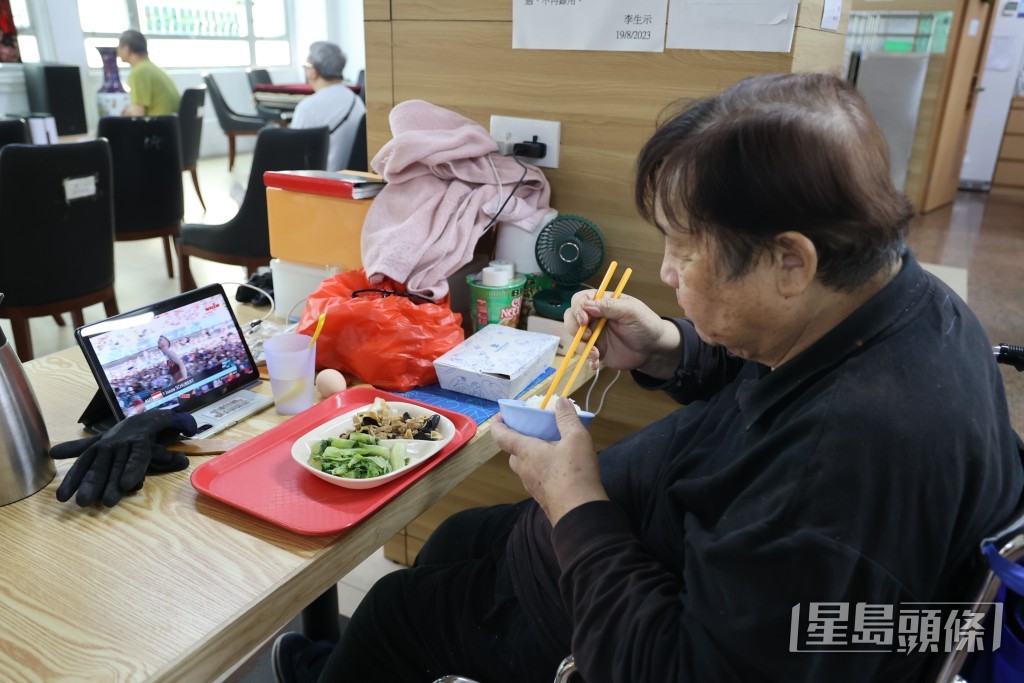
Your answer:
557,267 -> 633,403
538,261 -> 618,410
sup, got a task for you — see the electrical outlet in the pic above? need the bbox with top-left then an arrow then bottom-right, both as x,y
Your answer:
490,115 -> 561,169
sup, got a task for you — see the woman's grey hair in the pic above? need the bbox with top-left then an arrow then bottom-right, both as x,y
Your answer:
308,41 -> 346,80
635,73 -> 914,291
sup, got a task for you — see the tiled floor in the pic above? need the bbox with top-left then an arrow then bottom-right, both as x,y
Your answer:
905,190 -> 1024,435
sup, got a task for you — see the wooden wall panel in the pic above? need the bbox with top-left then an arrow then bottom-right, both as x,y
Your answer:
389,22 -> 793,114
394,0 -> 510,21
1008,109 -> 1024,135
993,99 -> 1024,197
1001,135 -> 1024,161
396,0 -> 853,36
364,20 -> 394,161
387,20 -> 795,318
797,0 -> 851,33
994,160 -> 1024,188
789,27 -> 848,74
364,0 -> 391,21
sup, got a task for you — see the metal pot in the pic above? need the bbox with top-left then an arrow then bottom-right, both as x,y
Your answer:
0,293 -> 54,506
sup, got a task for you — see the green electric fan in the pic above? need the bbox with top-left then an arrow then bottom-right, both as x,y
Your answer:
531,215 -> 606,320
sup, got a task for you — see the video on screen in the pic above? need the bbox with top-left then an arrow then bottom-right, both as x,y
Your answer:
88,295 -> 255,416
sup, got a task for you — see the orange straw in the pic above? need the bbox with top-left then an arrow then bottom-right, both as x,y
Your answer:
557,267 -> 632,402
538,261 -> 618,410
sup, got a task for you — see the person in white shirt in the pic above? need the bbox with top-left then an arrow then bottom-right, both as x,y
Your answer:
290,41 -> 365,172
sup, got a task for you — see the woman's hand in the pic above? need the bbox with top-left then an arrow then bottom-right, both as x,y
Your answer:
566,290 -> 681,379
491,398 -> 607,526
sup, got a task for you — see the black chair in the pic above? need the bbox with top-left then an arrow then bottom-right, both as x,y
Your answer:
246,67 -> 272,90
346,113 -> 368,172
178,86 -> 207,212
0,118 -> 29,149
203,73 -> 266,171
2,117 -> 75,332
247,67 -> 292,125
176,125 -> 329,292
0,140 -> 118,361
355,69 -> 366,102
97,115 -> 184,279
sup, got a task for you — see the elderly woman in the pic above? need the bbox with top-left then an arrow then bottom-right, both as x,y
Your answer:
275,73 -> 1022,683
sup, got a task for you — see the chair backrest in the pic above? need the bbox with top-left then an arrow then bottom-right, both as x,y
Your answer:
178,86 -> 206,171
202,73 -> 244,126
227,125 -> 329,257
355,69 -> 366,102
346,112 -> 368,172
246,67 -> 272,91
97,115 -> 184,235
0,118 -> 29,150
0,140 -> 115,306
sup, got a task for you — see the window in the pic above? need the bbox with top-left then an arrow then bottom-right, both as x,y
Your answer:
78,0 -> 290,69
6,0 -> 37,62
843,11 -> 953,81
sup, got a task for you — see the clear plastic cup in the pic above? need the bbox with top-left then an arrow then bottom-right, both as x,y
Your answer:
263,333 -> 316,415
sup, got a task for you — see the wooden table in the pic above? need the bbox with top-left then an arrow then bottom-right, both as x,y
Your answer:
0,332 -> 588,681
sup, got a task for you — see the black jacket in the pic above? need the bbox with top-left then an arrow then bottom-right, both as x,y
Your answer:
508,253 -> 1023,682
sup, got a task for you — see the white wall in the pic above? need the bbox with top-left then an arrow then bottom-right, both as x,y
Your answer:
292,0 -> 365,84
0,0 -> 365,159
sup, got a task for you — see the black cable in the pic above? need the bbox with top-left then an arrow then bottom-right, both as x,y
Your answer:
481,154 -> 530,234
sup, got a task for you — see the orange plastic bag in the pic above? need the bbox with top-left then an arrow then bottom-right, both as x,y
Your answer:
296,269 -> 465,392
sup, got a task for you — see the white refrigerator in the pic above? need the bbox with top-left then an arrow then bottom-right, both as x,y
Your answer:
959,2 -> 1024,190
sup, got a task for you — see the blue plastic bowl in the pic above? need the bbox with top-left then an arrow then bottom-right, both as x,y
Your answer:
497,399 -> 596,441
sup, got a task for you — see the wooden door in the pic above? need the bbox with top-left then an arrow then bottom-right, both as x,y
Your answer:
920,0 -> 994,212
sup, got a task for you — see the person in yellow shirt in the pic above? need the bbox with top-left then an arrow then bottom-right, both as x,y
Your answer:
117,30 -> 180,116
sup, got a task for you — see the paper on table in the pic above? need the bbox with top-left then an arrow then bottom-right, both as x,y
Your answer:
513,0 -> 669,52
666,0 -> 799,53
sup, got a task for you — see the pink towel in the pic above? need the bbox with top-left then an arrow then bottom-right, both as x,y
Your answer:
361,100 -> 552,301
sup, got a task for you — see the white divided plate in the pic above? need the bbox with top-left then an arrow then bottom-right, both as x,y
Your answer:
290,401 -> 456,490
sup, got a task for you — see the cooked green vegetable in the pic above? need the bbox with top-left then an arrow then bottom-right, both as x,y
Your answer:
309,437 -> 411,480
389,442 -> 407,471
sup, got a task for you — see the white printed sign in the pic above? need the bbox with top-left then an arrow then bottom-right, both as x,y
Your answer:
513,0 -> 669,52
666,0 -> 800,53
63,175 -> 98,202
821,0 -> 842,31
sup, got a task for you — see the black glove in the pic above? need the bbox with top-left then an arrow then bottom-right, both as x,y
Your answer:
52,410 -> 198,508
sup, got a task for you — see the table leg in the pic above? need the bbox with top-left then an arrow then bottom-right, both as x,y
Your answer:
301,584 -> 342,643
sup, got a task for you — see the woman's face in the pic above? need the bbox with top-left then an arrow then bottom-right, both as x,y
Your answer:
658,217 -> 779,362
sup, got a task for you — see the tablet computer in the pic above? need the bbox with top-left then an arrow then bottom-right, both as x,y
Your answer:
75,284 -> 273,438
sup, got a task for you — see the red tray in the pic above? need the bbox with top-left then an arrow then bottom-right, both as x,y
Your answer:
190,387 -> 477,535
